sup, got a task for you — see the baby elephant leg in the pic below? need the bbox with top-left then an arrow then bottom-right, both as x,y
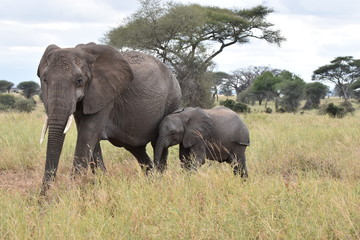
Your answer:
180,144 -> 206,171
232,145 -> 248,178
179,144 -> 192,170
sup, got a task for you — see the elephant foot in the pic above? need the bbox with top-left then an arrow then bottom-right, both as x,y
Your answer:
233,164 -> 248,178
90,159 -> 107,174
139,162 -> 154,176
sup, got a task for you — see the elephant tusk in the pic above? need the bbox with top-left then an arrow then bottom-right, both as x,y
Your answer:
40,116 -> 48,144
63,114 -> 74,134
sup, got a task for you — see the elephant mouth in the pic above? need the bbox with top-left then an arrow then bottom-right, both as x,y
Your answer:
40,114 -> 74,144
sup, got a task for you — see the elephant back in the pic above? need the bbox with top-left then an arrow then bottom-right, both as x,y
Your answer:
122,51 -> 181,115
205,107 -> 250,146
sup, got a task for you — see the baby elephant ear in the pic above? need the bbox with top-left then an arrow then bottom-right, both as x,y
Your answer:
183,108 -> 213,148
77,43 -> 134,114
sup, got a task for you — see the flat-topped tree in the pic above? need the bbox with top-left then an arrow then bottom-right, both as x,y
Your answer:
105,0 -> 285,107
312,56 -> 360,101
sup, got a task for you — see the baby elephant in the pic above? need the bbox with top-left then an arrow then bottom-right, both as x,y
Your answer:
154,106 -> 250,177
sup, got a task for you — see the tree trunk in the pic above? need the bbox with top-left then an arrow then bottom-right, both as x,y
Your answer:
274,97 -> 280,112
341,85 -> 349,101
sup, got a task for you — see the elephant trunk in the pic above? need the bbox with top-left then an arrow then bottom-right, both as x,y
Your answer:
154,137 -> 168,173
40,91 -> 74,195
40,118 -> 67,195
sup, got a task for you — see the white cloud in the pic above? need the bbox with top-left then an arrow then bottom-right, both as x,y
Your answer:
1,0 -> 360,86
0,0 -> 138,84
0,0 -> 135,23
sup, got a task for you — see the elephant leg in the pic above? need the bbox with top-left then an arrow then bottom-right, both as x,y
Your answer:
181,143 -> 206,171
179,144 -> 192,170
72,105 -> 112,176
90,142 -> 106,174
232,145 -> 248,178
191,143 -> 206,167
125,145 -> 153,174
73,135 -> 98,176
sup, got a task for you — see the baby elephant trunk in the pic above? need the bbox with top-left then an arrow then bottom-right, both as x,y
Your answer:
154,137 -> 168,173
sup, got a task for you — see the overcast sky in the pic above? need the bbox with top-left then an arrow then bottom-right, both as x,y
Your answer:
1,0 -> 360,86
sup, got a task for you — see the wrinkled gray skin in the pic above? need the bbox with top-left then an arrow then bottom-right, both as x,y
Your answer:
154,107 -> 250,177
37,43 -> 181,195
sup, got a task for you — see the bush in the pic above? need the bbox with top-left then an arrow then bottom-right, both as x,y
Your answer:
13,99 -> 36,113
0,103 -> 8,111
0,94 -> 36,113
318,101 -> 355,118
0,94 -> 16,109
277,107 -> 286,113
219,99 -> 251,113
324,103 -> 346,118
340,101 -> 355,114
265,107 -> 272,113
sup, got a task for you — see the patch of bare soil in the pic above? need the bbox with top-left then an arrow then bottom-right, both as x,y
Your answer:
0,159 -> 142,195
0,170 -> 42,195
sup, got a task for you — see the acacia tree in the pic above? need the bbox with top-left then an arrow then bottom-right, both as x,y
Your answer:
211,72 -> 231,101
251,71 -> 281,108
303,82 -> 329,109
276,71 -> 306,112
0,80 -> 14,93
104,0 -> 285,107
350,78 -> 360,99
17,81 -> 40,99
251,70 -> 305,111
312,56 -> 360,100
224,66 -> 272,101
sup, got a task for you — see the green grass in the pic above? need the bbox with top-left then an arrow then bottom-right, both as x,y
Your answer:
0,99 -> 359,239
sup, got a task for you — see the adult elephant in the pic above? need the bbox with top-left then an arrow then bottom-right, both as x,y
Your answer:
154,107 -> 249,177
37,43 -> 181,195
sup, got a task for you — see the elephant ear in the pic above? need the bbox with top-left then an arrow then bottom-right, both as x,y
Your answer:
183,108 -> 213,148
37,44 -> 60,77
37,44 -> 60,113
77,43 -> 134,114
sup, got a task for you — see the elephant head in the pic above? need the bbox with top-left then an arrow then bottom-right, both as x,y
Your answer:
37,43 -> 133,194
154,107 -> 213,172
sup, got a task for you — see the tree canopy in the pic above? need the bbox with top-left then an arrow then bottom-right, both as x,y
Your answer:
312,56 -> 360,100
104,0 -> 285,107
276,71 -> 306,112
0,80 -> 14,93
251,70 -> 306,112
350,78 -> 360,99
222,66 -> 271,101
17,81 -> 40,99
303,82 -> 329,109
251,71 -> 281,107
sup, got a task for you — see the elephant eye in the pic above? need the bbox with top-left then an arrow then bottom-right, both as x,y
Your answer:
43,78 -> 47,83
76,78 -> 83,86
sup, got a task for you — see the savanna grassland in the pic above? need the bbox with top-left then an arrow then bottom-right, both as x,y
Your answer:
0,98 -> 359,239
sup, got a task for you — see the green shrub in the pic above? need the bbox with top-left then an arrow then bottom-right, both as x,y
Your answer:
0,103 -> 8,111
0,94 -> 16,109
0,94 -> 36,113
340,101 -> 355,114
318,101 -> 355,118
13,99 -> 36,113
325,103 -> 346,118
219,99 -> 251,113
265,107 -> 272,113
277,107 -> 286,113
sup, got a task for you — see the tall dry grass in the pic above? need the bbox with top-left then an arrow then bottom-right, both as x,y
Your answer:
0,100 -> 359,239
